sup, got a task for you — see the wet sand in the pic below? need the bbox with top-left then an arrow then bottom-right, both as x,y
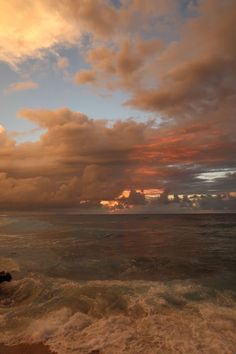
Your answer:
0,343 -> 56,354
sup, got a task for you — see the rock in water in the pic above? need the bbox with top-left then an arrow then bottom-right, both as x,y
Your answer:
0,272 -> 12,283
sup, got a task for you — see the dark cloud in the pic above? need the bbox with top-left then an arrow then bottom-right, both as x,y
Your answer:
0,104 -> 235,209
127,0 -> 236,118
0,109 -> 154,208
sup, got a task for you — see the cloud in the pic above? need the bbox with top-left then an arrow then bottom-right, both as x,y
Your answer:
0,1 -> 81,66
127,0 -> 236,117
0,172 -> 81,209
0,108 -> 154,208
75,70 -> 96,84
0,105 -> 235,209
5,81 -> 39,93
71,0 -> 236,126
0,0 -> 138,67
0,0 -> 178,67
56,57 -> 70,70
74,38 -> 163,90
0,0 -> 120,67
55,56 -> 70,80
0,0 -> 235,209
75,0 -> 236,202
75,0 -> 232,102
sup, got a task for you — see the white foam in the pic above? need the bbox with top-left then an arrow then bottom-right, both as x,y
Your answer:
1,280 -> 235,354
48,303 -> 236,354
0,257 -> 20,272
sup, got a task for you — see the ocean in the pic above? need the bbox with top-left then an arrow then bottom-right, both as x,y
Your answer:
0,213 -> 236,353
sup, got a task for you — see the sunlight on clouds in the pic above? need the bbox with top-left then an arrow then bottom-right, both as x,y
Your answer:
197,171 -> 234,182
0,0 -> 235,209
0,0 -> 81,66
4,81 -> 39,94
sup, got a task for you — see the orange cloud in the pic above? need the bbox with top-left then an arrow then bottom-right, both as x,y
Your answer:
127,0 -> 236,117
0,0 -> 236,208
0,0 -> 121,66
5,81 -> 39,93
74,38 -> 163,90
0,0 -> 178,69
0,108 -> 155,208
0,1 -> 81,66
57,57 -> 69,70
0,104 -> 235,209
75,70 -> 96,84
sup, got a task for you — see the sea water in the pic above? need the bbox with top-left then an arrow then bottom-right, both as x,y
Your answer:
0,213 -> 235,353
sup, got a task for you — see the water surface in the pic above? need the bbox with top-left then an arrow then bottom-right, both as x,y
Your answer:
0,213 -> 235,353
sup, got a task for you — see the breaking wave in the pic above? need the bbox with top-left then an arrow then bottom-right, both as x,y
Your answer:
1,275 -> 236,354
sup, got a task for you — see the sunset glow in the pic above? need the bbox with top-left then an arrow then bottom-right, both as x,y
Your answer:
1,2 -> 236,354
0,0 -> 235,212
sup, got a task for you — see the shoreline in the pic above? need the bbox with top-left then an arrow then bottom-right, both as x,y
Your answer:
0,343 -> 56,354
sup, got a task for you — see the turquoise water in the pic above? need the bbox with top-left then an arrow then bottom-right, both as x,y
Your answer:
0,213 -> 236,353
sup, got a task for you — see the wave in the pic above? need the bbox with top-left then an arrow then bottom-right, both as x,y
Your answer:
1,276 -> 236,353
0,257 -> 20,273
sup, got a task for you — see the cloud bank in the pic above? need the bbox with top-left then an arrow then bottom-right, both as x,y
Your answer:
0,106 -> 235,209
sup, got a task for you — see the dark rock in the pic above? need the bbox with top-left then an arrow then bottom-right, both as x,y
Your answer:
0,272 -> 12,283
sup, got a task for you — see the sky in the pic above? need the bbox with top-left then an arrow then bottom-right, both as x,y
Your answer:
0,0 -> 236,210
